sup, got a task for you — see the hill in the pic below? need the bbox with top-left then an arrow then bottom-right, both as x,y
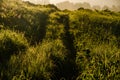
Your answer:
0,0 -> 120,80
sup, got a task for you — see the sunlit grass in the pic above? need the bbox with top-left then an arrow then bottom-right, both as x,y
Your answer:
0,0 -> 120,79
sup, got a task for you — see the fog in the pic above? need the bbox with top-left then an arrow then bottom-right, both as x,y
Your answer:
22,0 -> 120,7
22,0 -> 120,11
22,0 -> 119,5
50,0 -> 120,7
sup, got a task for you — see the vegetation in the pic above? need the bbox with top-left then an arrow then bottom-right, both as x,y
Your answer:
56,1 -> 120,11
0,0 -> 120,80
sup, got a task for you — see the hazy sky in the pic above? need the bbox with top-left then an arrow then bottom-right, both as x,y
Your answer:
50,0 -> 119,7
23,0 -> 120,7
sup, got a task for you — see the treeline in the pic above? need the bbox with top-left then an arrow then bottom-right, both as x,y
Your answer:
22,0 -> 120,11
0,0 -> 120,80
56,1 -> 120,11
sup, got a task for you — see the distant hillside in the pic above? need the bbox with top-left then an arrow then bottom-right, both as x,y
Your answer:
0,0 -> 120,80
56,1 -> 120,11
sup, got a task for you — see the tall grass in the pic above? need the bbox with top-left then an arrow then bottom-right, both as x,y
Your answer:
0,0 -> 120,79
0,29 -> 28,79
76,43 -> 120,80
5,39 -> 68,80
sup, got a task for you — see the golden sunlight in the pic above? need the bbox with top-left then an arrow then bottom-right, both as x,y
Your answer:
22,0 -> 120,7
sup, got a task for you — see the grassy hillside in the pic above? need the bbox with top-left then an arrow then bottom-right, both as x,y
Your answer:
0,0 -> 120,80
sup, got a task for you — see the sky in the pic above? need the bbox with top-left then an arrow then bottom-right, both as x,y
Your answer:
22,0 -> 120,7
50,0 -> 119,7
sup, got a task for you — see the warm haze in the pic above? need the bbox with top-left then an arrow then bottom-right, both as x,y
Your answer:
23,0 -> 120,7
0,0 -> 120,79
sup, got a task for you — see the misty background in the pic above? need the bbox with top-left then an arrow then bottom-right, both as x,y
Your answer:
22,0 -> 120,11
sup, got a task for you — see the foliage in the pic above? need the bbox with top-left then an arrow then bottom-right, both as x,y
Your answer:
0,29 -> 28,79
0,0 -> 57,44
76,43 -> 120,80
0,29 -> 28,62
0,0 -> 120,80
3,39 -> 67,80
